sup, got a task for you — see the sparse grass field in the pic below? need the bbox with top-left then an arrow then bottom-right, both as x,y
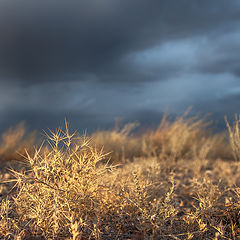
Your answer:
1,115 -> 240,239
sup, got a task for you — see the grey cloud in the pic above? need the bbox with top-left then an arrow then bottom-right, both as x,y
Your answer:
0,0 -> 239,84
217,93 -> 240,115
0,80 -> 145,121
195,31 -> 240,77
1,0 -> 240,133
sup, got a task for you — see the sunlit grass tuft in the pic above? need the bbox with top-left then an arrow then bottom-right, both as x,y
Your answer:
10,122 -> 112,238
91,121 -> 141,163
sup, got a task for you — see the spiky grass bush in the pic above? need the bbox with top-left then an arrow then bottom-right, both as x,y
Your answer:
11,124 -> 111,239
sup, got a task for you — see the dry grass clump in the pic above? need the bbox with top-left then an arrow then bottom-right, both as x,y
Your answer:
102,159 -> 178,237
148,113 -> 211,161
0,122 -> 37,162
203,132 -> 232,161
145,113 -> 232,162
226,114 -> 240,161
91,121 -> 141,163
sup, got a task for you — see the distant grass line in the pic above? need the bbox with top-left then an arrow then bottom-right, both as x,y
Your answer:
92,113 -> 232,163
0,114 -> 233,164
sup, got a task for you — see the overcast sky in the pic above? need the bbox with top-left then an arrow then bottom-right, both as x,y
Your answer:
0,0 -> 240,132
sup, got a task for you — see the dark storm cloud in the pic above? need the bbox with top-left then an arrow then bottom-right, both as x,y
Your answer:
195,32 -> 240,77
217,92 -> 240,115
0,0 -> 240,84
1,0 -> 240,133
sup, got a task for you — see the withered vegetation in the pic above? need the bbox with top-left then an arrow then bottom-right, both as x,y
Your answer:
1,115 -> 240,239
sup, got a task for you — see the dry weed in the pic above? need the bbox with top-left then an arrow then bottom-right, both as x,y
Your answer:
9,123 -> 111,239
91,121 -> 141,163
150,113 -> 210,161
